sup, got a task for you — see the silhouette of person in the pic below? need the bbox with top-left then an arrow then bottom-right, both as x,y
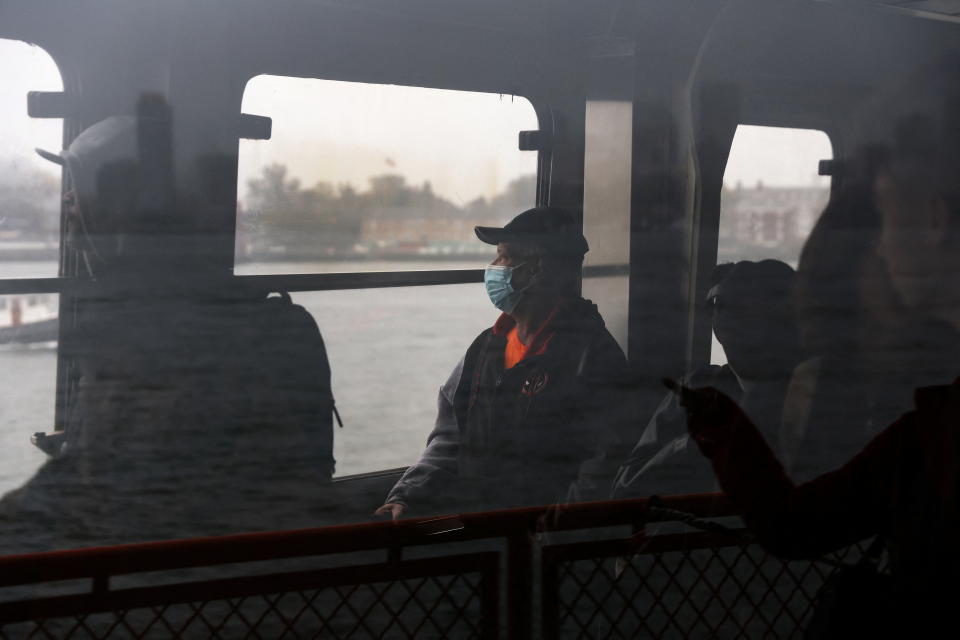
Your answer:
681,57 -> 960,637
612,259 -> 799,498
0,105 -> 338,556
780,184 -> 894,481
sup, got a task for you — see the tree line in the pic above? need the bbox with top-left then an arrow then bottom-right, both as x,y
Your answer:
240,163 -> 535,252
0,159 -> 536,249
0,159 -> 60,240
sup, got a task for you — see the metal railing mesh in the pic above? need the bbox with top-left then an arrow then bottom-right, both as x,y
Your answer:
545,537 -> 873,640
0,560 -> 492,640
0,496 -> 889,639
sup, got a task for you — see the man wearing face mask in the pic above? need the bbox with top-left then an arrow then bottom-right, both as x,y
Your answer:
376,207 -> 635,519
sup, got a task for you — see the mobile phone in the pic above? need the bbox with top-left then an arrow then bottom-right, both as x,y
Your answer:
661,377 -> 711,413
661,377 -> 685,396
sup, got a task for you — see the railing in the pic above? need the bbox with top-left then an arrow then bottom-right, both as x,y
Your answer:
0,494 -> 868,639
0,263 -> 630,297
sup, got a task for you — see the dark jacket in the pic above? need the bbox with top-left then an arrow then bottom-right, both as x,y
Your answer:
386,297 -> 635,512
611,365 -> 739,499
694,376 -> 960,633
611,364 -> 792,499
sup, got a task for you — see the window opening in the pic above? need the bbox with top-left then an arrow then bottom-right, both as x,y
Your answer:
712,125 -> 832,364
0,40 -> 63,499
236,76 -> 538,275
289,284 -> 498,477
0,292 -> 59,496
582,100 -> 632,354
0,39 -> 63,280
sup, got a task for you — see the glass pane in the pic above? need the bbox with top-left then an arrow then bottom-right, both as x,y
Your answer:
712,125 -> 832,365
0,293 -> 58,497
582,100 -> 632,354
0,39 -> 63,280
291,277 -> 499,477
236,76 -> 538,274
719,125 -> 832,265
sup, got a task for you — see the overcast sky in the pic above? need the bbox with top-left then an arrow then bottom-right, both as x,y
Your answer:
2,39 -> 832,203
0,41 -> 63,180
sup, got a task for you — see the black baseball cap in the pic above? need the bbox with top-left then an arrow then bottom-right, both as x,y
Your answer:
707,260 -> 795,303
475,206 -> 589,256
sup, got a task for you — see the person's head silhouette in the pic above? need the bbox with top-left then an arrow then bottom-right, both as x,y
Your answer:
871,58 -> 960,333
709,260 -> 799,381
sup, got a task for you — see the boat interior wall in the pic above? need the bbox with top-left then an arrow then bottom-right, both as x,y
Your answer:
0,0 -> 953,325
0,0 -> 954,371
0,0 -> 956,543
693,1 -> 957,122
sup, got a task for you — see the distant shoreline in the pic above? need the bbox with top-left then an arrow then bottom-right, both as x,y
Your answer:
0,246 -> 492,263
237,250 -> 488,264
0,246 -> 58,261
0,246 -> 798,265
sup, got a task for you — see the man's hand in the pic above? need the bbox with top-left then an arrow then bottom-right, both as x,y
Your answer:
374,503 -> 406,520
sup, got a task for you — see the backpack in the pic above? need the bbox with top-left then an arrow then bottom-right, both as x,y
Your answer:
30,287 -> 340,540
132,288 -> 340,488
229,290 -> 339,481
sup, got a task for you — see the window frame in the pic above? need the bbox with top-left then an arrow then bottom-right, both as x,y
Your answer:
231,72 -> 553,294
225,74 -> 615,476
695,120 -> 839,369
0,38 -> 68,297
0,37 -> 71,434
0,64 -> 611,471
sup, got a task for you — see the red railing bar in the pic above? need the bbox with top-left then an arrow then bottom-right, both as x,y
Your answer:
541,529 -> 748,564
0,494 -> 732,587
0,553 -> 497,625
530,494 -> 733,530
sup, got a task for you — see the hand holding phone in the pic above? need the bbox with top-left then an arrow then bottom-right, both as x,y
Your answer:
661,377 -> 715,413
661,377 -> 742,454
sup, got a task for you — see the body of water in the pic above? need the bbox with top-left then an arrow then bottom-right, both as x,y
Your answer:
0,260 -> 726,500
0,261 -> 505,501
0,259 -> 731,559
0,261 -> 60,498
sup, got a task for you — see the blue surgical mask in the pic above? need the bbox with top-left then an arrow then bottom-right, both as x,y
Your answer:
484,263 -> 527,313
